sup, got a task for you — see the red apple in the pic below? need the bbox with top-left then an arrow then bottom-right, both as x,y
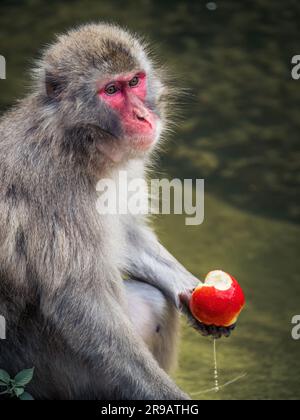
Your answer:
190,270 -> 245,327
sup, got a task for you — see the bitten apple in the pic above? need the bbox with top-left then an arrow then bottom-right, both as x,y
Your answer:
190,270 -> 245,327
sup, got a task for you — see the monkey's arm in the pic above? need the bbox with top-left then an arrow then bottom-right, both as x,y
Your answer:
124,219 -> 234,339
125,221 -> 198,306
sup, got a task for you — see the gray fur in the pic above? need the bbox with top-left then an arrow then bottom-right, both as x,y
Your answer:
0,23 -> 197,400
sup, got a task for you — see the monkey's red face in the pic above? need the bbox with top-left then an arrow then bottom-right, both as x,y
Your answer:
98,72 -> 160,154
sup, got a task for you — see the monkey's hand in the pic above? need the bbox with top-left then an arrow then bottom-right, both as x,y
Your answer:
179,290 -> 236,339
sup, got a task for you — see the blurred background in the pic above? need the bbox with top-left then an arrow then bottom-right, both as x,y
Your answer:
1,0 -> 300,400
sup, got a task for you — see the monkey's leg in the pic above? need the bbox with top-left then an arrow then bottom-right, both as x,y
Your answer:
124,279 -> 179,373
38,278 -> 189,400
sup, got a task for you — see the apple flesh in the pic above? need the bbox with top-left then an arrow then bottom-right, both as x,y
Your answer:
190,270 -> 245,327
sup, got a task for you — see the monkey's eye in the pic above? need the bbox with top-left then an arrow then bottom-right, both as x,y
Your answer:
105,84 -> 119,96
129,76 -> 140,88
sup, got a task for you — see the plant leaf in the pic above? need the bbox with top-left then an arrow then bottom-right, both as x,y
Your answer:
0,369 -> 10,384
14,387 -> 25,397
19,391 -> 34,400
14,368 -> 34,386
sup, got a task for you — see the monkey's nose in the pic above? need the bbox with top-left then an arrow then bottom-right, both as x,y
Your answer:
133,107 -> 147,120
136,114 -> 146,122
133,108 -> 152,128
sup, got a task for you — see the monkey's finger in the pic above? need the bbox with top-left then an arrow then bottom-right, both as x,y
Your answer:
185,313 -> 209,336
219,327 -> 231,338
210,326 -> 224,339
193,320 -> 236,339
193,323 -> 210,337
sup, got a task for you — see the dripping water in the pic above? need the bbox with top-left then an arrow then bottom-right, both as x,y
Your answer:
191,339 -> 247,397
213,339 -> 220,392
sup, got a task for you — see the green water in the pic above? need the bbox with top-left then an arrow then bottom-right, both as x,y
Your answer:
1,0 -> 300,400
157,193 -> 300,400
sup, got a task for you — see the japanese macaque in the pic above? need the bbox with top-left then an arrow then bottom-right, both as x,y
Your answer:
0,24 -> 231,400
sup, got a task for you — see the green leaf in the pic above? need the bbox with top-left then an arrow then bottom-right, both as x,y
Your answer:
0,370 -> 10,384
19,392 -> 34,401
14,368 -> 34,386
14,387 -> 25,397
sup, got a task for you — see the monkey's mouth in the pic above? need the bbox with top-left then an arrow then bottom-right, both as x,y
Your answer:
93,124 -> 157,164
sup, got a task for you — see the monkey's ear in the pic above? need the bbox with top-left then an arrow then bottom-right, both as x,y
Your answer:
45,71 -> 65,99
